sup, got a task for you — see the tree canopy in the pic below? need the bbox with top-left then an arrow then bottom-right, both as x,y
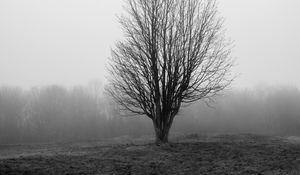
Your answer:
108,0 -> 233,143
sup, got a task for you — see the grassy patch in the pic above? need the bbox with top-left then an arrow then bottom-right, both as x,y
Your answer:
1,134 -> 300,174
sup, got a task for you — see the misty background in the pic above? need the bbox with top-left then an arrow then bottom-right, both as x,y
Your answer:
0,0 -> 300,144
0,85 -> 300,144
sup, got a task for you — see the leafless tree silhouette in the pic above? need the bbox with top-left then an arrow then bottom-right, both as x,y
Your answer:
107,0 -> 234,143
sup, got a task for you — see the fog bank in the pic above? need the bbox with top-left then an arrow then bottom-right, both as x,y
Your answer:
0,85 -> 299,144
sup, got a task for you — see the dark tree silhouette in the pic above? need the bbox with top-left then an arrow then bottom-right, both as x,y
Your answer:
107,0 -> 234,143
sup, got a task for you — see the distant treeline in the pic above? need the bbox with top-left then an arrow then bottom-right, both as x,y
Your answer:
0,83 -> 153,144
0,84 -> 300,144
177,86 -> 300,136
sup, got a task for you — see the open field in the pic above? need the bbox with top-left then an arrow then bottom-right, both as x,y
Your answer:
0,134 -> 300,175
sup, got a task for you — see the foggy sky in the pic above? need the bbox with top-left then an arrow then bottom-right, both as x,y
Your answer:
0,0 -> 299,89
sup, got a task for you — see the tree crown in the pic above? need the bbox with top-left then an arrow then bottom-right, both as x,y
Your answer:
107,0 -> 233,119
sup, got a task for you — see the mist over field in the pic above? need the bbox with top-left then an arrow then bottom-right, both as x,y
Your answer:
1,84 -> 299,144
1,0 -> 300,174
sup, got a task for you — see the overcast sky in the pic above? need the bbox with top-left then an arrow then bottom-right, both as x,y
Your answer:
0,0 -> 299,89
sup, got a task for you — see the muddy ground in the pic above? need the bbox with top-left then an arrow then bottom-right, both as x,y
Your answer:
0,134 -> 300,175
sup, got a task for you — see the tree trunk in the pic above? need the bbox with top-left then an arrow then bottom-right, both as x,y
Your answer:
153,120 -> 171,144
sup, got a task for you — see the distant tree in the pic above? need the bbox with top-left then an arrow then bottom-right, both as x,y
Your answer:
110,0 -> 233,143
0,87 -> 24,143
30,86 -> 68,141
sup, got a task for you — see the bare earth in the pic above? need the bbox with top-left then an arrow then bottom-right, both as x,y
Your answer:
0,134 -> 300,175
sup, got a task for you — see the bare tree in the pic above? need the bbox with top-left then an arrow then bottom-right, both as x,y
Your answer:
107,0 -> 234,143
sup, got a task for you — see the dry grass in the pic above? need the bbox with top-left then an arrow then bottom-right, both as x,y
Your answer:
0,134 -> 300,175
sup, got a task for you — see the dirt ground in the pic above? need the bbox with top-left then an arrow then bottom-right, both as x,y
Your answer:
0,134 -> 300,175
